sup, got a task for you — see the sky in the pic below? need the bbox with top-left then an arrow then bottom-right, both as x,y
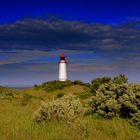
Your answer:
0,0 -> 140,86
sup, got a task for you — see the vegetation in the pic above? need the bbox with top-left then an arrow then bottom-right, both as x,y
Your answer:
89,74 -> 140,129
90,76 -> 111,93
34,80 -> 88,92
0,74 -> 140,140
33,95 -> 83,123
34,80 -> 73,92
56,92 -> 65,98
0,86 -> 15,99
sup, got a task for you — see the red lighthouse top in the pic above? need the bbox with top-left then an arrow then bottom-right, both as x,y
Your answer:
60,53 -> 65,60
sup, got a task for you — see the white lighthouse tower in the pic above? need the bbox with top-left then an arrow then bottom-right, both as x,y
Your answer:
59,53 -> 67,81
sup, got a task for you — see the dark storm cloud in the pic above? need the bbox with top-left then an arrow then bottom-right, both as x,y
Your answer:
0,18 -> 140,53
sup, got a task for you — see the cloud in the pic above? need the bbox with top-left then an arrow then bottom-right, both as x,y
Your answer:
0,18 -> 139,53
0,49 -> 86,66
0,18 -> 140,85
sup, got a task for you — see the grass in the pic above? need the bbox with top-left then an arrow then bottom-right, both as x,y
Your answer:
0,85 -> 140,140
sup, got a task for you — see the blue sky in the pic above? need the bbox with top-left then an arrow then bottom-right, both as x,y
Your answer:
0,0 -> 140,24
0,0 -> 140,86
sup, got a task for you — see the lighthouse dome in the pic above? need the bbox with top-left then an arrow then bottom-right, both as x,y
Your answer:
60,53 -> 65,60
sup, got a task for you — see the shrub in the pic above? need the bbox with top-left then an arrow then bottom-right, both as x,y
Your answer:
33,84 -> 40,90
0,86 -> 15,100
89,82 -> 122,118
130,111 -> 140,129
89,75 -> 140,128
35,80 -> 73,92
21,93 -> 32,106
90,76 -> 111,93
56,92 -> 65,98
73,80 -> 85,86
33,95 -> 83,123
78,91 -> 92,99
6,92 -> 14,97
113,74 -> 128,84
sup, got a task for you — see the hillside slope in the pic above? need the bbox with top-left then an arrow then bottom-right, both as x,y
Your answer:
0,80 -> 140,140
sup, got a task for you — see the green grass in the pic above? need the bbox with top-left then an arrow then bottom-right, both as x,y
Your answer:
0,85 -> 140,140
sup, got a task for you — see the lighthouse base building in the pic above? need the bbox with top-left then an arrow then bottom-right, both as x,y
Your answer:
59,53 -> 67,81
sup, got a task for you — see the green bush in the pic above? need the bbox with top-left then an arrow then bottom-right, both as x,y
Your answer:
73,80 -> 85,86
0,86 -> 15,100
21,93 -> 32,106
33,95 -> 83,123
130,111 -> 140,129
33,84 -> 40,90
89,82 -> 122,118
113,74 -> 128,84
35,80 -> 73,92
78,91 -> 92,99
56,92 -> 65,98
89,75 -> 140,128
90,76 -> 111,93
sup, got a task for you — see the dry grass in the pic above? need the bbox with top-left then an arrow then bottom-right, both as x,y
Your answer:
0,85 -> 140,140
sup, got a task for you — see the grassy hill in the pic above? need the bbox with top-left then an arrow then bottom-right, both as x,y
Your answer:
0,77 -> 140,140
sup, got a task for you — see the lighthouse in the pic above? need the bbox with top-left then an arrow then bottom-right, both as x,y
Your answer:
59,53 -> 67,81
